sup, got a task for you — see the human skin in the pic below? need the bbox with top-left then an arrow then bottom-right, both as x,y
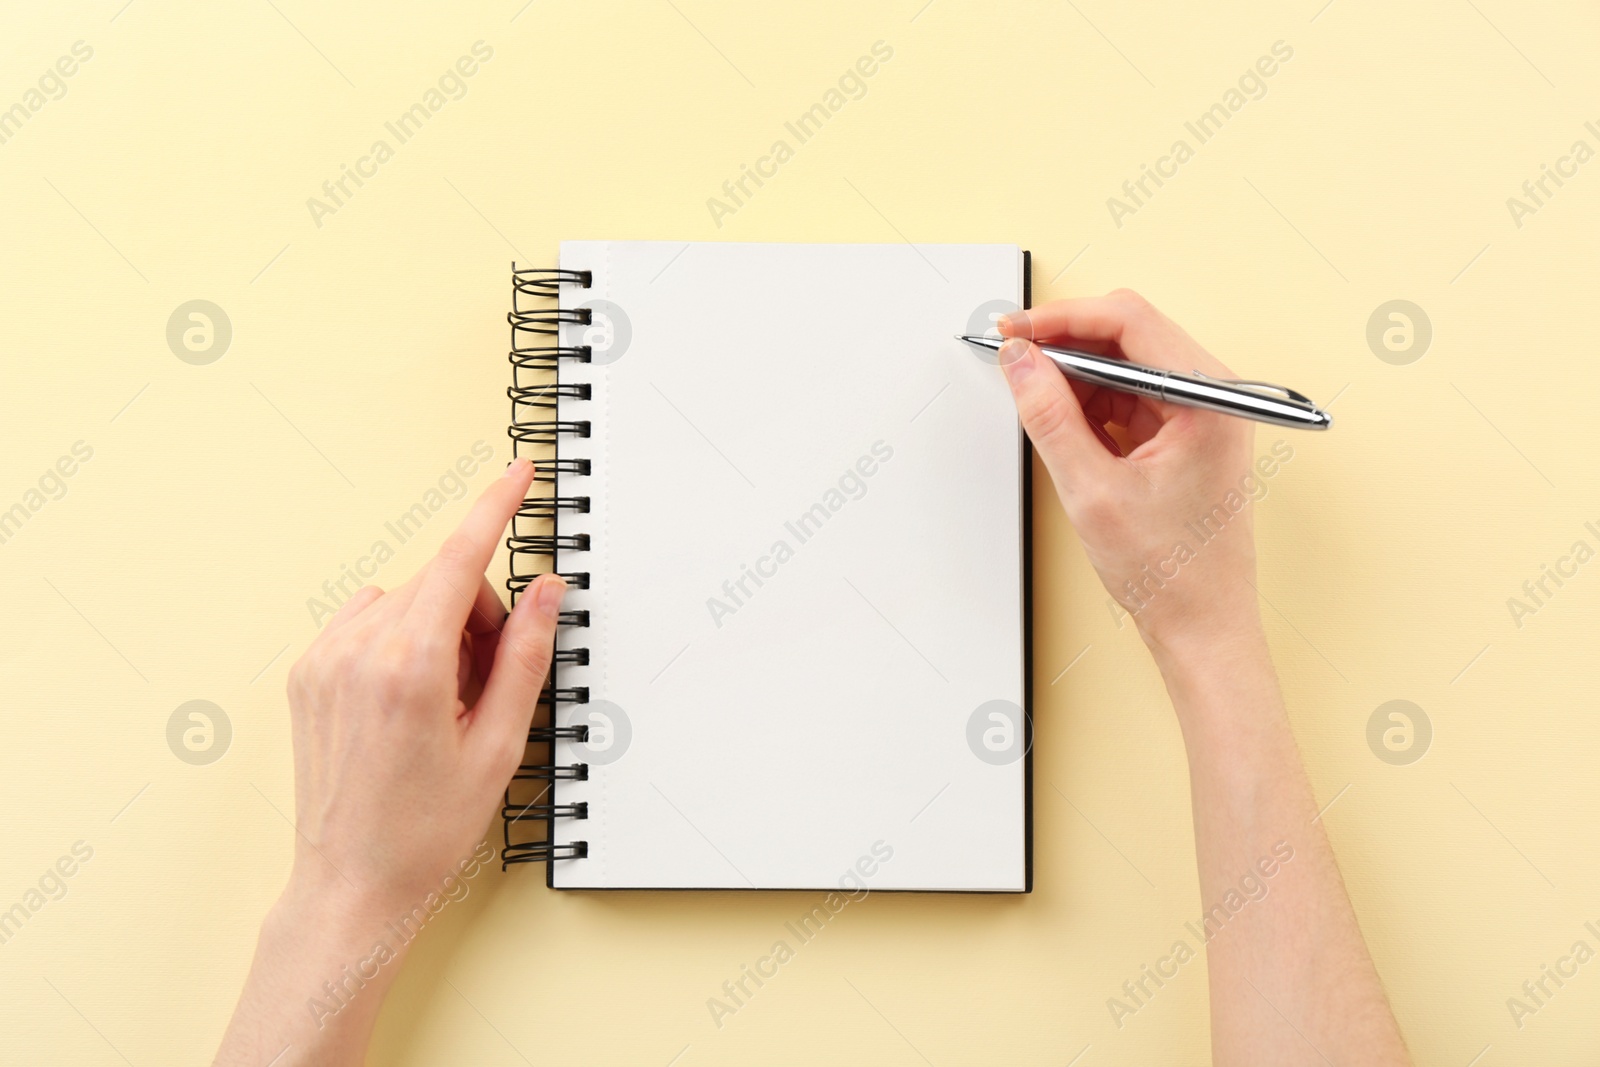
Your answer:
998,292 -> 1410,1065
213,457 -> 565,1066
214,294 -> 1410,1066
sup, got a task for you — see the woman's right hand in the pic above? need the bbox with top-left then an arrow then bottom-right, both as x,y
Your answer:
997,290 -> 1269,660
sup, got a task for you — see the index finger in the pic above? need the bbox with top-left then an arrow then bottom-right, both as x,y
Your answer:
999,294 -> 1131,347
1000,291 -> 1233,377
409,457 -> 537,637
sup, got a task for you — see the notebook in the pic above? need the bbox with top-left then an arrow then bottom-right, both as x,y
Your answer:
503,241 -> 1032,892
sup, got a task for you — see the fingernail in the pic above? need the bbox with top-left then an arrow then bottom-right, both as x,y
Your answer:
535,574 -> 567,618
504,456 -> 532,479
999,338 -> 1033,380
997,310 -> 1030,339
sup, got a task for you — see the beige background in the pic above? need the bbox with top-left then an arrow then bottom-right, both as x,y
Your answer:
2,0 -> 1597,1063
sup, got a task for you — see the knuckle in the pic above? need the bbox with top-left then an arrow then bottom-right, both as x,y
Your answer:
368,640 -> 428,701
1019,392 -> 1075,450
286,656 -> 312,699
435,531 -> 478,571
291,639 -> 340,687
1110,288 -> 1151,318
372,665 -> 415,705
506,632 -> 554,681
1072,487 -> 1130,544
1073,486 -> 1118,531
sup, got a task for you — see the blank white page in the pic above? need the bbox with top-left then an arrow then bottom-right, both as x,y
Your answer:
550,241 -> 1027,890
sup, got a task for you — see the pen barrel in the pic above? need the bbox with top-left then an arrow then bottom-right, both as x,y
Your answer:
1039,345 -> 1330,431
1160,375 -> 1329,429
1041,347 -> 1169,399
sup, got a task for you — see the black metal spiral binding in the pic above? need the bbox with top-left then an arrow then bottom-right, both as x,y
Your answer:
506,570 -> 590,597
518,496 -> 590,519
509,383 -> 592,406
508,533 -> 590,555
508,420 -> 591,445
502,802 -> 589,821
515,763 -> 589,781
529,725 -> 590,742
514,268 -> 591,296
503,265 -> 593,871
534,459 -> 590,481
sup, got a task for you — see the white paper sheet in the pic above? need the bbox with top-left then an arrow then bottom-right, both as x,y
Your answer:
548,241 -> 1027,891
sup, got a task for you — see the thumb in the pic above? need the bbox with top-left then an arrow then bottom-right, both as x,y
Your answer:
473,573 -> 566,768
999,338 -> 1115,485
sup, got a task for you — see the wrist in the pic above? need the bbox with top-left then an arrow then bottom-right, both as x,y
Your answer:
276,864 -> 414,948
265,864 -> 414,1002
1138,593 -> 1266,675
1142,602 -> 1283,737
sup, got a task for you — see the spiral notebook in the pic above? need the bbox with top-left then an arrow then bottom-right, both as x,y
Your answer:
504,241 -> 1032,891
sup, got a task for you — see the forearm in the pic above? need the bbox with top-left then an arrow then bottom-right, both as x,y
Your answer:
214,869 -> 410,1067
1152,616 -> 1410,1066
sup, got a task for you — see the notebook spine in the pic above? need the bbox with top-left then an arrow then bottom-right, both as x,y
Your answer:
502,265 -> 592,871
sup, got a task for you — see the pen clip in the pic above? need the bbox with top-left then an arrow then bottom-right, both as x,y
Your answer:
1189,371 -> 1316,408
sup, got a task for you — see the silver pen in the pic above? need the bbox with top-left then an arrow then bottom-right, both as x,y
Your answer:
958,335 -> 1332,431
